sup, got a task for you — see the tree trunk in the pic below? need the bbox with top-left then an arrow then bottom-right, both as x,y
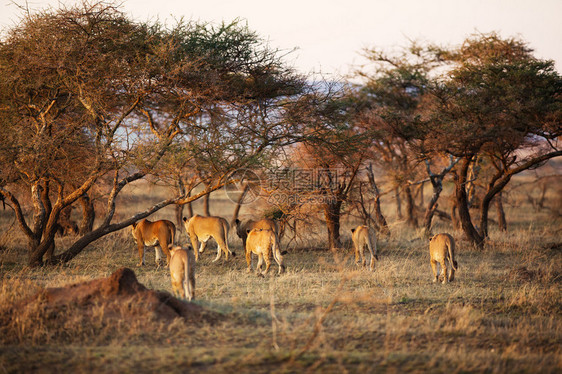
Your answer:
30,204 -> 63,266
365,164 -> 390,236
231,184 -> 249,227
57,205 -> 78,236
418,182 -> 425,205
454,157 -> 484,249
395,187 -> 403,220
423,180 -> 442,236
186,200 -> 193,218
175,204 -> 185,229
466,158 -> 480,208
30,223 -> 58,266
356,183 -> 379,230
404,184 -> 418,227
40,181 -> 56,262
480,175 -> 512,237
450,197 -> 460,230
496,192 -> 507,232
422,156 -> 459,236
175,177 -> 190,227
203,191 -> 211,216
323,200 -> 342,250
78,193 -> 95,235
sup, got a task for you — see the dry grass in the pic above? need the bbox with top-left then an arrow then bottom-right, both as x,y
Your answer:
0,176 -> 561,373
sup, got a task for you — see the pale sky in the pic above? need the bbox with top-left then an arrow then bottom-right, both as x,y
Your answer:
1,0 -> 561,78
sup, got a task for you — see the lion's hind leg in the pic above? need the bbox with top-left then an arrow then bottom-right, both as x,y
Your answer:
262,251 -> 271,275
199,240 -> 208,254
172,281 -> 182,298
359,243 -> 367,268
430,259 -> 439,283
212,244 -> 222,262
256,253 -> 264,277
155,246 -> 164,267
214,233 -> 233,262
185,253 -> 195,301
447,263 -> 455,282
158,234 -> 172,266
246,248 -> 253,273
136,242 -> 146,267
440,261 -> 448,284
171,273 -> 184,298
353,243 -> 360,265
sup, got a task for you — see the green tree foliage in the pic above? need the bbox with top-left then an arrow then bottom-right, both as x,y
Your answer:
353,43 -> 440,228
429,33 -> 562,247
354,33 -> 561,246
0,1 -> 308,266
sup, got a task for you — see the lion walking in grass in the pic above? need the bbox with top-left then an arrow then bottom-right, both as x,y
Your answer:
429,233 -> 458,284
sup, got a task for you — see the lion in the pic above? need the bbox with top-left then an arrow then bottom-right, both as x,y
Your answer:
350,225 -> 378,271
429,233 -> 458,284
131,219 -> 175,267
245,228 -> 286,275
235,218 -> 278,251
182,214 -> 235,262
169,246 -> 196,300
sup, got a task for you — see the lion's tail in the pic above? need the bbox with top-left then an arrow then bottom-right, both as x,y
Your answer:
367,227 -> 379,261
183,253 -> 189,300
448,237 -> 458,271
223,220 -> 236,258
272,235 -> 285,273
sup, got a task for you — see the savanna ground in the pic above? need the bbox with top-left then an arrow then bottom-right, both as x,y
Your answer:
0,171 -> 561,373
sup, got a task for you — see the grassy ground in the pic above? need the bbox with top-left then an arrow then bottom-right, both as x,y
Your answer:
0,178 -> 561,373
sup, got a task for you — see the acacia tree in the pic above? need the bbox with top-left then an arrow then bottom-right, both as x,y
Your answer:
0,3 -> 162,266
278,89 -> 368,250
353,43 -> 443,229
0,2 -> 309,266
427,33 -> 562,247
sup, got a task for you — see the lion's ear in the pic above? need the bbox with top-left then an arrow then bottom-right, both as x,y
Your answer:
182,217 -> 188,222
132,222 -> 138,229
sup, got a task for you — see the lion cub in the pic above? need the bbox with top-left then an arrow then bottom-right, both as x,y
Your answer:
429,233 -> 458,284
245,228 -> 286,276
169,246 -> 196,300
350,225 -> 379,271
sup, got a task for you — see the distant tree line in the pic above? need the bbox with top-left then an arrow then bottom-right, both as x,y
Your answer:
0,1 -> 560,266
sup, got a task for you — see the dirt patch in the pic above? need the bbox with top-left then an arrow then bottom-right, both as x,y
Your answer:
0,267 -> 223,344
40,267 -> 222,322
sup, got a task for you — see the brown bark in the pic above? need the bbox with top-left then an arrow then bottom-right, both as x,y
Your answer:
404,184 -> 418,227
496,192 -> 507,232
395,188 -> 403,220
422,157 -> 459,235
323,200 -> 343,250
58,205 -> 79,236
450,197 -> 460,230
365,164 -> 390,236
418,182 -> 425,206
231,184 -> 250,227
203,191 -> 211,216
175,204 -> 185,230
454,157 -> 484,249
78,193 -> 95,235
